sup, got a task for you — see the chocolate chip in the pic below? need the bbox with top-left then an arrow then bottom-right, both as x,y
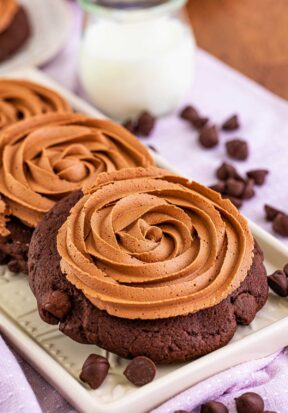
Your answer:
201,400 -> 228,413
235,392 -> 264,413
80,354 -> 110,389
225,178 -> 245,197
7,259 -> 21,273
199,125 -> 219,148
283,263 -> 288,276
192,116 -> 209,129
222,114 -> 240,131
123,119 -> 135,133
124,356 -> 156,386
135,111 -> 155,136
216,162 -> 240,181
209,182 -> 226,194
273,214 -> 288,237
247,169 -> 269,186
234,293 -> 258,325
241,179 -> 255,200
226,139 -> 249,160
264,204 -> 283,221
44,290 -> 71,320
224,195 -> 243,209
180,105 -> 199,121
268,270 -> 288,297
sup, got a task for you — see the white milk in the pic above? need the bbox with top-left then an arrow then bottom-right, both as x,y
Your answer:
79,17 -> 195,120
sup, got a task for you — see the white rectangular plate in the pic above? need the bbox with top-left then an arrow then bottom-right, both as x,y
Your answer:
1,68 -> 288,413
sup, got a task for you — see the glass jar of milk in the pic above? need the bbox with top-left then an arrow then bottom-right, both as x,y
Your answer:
79,0 -> 196,121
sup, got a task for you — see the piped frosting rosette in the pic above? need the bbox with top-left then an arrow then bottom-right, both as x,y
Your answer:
0,0 -> 18,33
0,113 -> 154,227
0,79 -> 72,130
57,167 -> 254,320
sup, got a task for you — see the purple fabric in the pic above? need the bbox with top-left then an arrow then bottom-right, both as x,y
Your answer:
1,1 -> 288,413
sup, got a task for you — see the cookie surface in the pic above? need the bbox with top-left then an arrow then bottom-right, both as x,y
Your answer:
0,6 -> 31,63
28,190 -> 268,363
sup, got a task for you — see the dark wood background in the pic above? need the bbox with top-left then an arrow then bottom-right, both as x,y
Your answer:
186,0 -> 288,99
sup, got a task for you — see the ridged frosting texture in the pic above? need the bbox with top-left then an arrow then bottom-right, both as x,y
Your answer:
0,0 -> 18,33
57,167 -> 254,320
0,79 -> 72,130
0,113 -> 154,227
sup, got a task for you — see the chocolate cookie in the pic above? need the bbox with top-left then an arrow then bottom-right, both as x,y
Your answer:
28,187 -> 268,364
0,6 -> 31,63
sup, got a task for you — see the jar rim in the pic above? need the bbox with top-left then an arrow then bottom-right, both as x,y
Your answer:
78,0 -> 187,19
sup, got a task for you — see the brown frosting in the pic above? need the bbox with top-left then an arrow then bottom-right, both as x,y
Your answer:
0,113 -> 154,227
0,80 -> 72,130
0,0 -> 18,33
57,167 -> 254,320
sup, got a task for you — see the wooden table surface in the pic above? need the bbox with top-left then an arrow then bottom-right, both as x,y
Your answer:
186,0 -> 288,100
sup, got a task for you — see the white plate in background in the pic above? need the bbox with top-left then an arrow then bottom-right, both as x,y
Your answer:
0,0 -> 71,74
1,68 -> 288,413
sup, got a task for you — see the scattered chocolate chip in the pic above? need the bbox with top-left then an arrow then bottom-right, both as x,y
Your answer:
216,162 -> 239,181
267,270 -> 288,297
80,354 -> 110,389
209,182 -> 226,194
223,195 -> 243,209
7,259 -> 21,273
264,204 -> 283,222
201,400 -> 228,413
226,139 -> 249,160
124,356 -> 156,386
247,169 -> 269,186
199,125 -> 219,148
283,263 -> 288,276
225,178 -> 245,197
273,214 -> 288,237
222,114 -> 240,131
180,105 -> 199,121
44,290 -> 71,320
192,116 -> 209,129
122,119 -> 135,133
234,293 -> 258,324
241,179 -> 255,200
135,111 -> 155,136
235,392 -> 264,413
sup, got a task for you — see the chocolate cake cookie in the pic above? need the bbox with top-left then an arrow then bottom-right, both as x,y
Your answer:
0,79 -> 72,130
0,114 -> 154,273
0,1 -> 31,62
28,167 -> 268,363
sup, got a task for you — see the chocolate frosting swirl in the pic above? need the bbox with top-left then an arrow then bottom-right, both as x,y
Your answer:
57,167 -> 254,320
0,113 -> 154,227
0,0 -> 18,33
0,80 -> 72,130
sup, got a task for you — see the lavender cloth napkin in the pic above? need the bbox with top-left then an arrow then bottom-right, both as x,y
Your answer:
1,1 -> 288,412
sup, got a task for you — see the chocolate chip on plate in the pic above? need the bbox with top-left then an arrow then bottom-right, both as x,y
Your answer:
225,178 -> 245,197
246,169 -> 269,186
209,182 -> 226,194
199,125 -> 219,148
273,214 -> 288,237
201,400 -> 228,413
192,116 -> 209,129
216,162 -> 239,181
222,114 -> 240,131
224,195 -> 243,209
180,105 -> 199,121
235,392 -> 264,413
226,139 -> 249,160
267,270 -> 288,297
124,356 -> 156,386
264,204 -> 283,222
80,354 -> 110,389
241,179 -> 255,200
135,111 -> 155,136
44,290 -> 71,320
122,119 -> 135,133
